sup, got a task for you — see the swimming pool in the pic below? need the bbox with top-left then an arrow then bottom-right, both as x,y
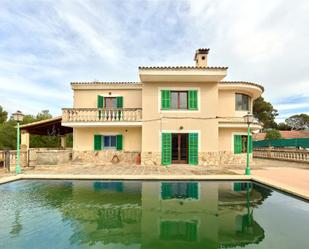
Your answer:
0,180 -> 308,249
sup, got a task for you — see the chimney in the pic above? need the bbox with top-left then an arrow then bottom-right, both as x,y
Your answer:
194,48 -> 209,67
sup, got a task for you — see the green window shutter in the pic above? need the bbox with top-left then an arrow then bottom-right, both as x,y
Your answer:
161,183 -> 172,199
116,96 -> 123,108
188,133 -> 198,165
116,134 -> 123,150
188,90 -> 198,110
97,96 -> 104,119
161,90 -> 171,110
234,135 -> 242,154
94,135 -> 102,151
187,183 -> 198,199
186,222 -> 197,241
233,182 -> 242,191
161,133 -> 171,165
248,135 -> 253,153
97,95 -> 104,108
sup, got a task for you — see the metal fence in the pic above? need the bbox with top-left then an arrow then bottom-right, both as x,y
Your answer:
253,138 -> 309,148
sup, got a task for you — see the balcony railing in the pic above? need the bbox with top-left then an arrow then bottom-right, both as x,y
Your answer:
62,108 -> 142,122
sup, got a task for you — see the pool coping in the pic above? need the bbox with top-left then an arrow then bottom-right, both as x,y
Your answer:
0,174 -> 308,201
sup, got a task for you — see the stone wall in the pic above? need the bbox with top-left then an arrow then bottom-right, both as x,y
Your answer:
141,152 -> 161,166
73,150 -> 140,165
36,150 -> 72,166
199,151 -> 250,166
140,151 -> 250,166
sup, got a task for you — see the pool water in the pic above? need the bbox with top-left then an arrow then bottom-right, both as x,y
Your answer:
0,180 -> 308,249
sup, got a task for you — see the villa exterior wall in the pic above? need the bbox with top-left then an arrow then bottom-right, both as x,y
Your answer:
73,127 -> 142,151
218,89 -> 253,118
219,127 -> 248,152
72,127 -> 142,164
73,88 -> 142,108
142,81 -> 219,153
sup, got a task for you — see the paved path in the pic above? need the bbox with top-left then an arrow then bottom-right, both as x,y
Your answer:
1,159 -> 309,200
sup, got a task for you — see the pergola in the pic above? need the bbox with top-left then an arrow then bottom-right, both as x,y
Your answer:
19,116 -> 73,149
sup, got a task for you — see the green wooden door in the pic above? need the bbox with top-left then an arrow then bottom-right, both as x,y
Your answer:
188,133 -> 198,165
234,135 -> 242,154
116,96 -> 123,108
162,133 -> 172,165
97,96 -> 104,108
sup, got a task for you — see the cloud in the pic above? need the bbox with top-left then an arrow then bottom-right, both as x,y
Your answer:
0,0 -> 308,122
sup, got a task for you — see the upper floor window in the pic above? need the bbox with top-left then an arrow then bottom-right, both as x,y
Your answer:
105,97 -> 117,109
171,91 -> 188,109
161,90 -> 198,110
97,96 -> 123,109
235,93 -> 250,111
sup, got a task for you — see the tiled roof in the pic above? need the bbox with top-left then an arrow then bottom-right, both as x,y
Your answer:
196,48 -> 210,53
253,130 -> 309,140
71,81 -> 141,85
138,66 -> 227,70
220,81 -> 264,92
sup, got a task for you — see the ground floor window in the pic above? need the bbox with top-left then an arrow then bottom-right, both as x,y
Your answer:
104,135 -> 117,149
94,134 -> 123,151
234,134 -> 252,154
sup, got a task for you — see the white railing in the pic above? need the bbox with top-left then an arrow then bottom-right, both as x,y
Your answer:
253,147 -> 309,163
62,108 -> 142,122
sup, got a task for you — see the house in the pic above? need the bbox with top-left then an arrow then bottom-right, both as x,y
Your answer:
61,49 -> 263,166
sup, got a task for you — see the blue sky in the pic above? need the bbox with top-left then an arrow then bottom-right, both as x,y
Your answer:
0,0 -> 308,122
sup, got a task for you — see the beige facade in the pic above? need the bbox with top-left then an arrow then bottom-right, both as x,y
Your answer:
62,49 -> 263,166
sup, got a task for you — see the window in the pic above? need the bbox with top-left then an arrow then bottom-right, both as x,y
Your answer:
161,90 -> 198,110
235,93 -> 250,111
104,97 -> 117,109
234,135 -> 252,154
94,134 -> 123,151
171,91 -> 188,109
161,183 -> 198,199
103,135 -> 117,149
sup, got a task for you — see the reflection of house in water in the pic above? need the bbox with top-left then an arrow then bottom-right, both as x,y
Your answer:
55,181 -> 268,248
61,181 -> 142,246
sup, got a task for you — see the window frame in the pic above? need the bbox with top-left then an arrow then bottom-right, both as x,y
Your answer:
104,97 -> 117,109
170,91 -> 188,110
103,135 -> 117,149
235,93 -> 251,111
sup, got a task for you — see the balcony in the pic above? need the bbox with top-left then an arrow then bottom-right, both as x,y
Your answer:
62,108 -> 142,127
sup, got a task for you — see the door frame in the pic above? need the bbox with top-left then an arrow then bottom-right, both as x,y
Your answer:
171,133 -> 188,164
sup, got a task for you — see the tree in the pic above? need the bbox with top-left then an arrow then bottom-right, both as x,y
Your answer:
265,129 -> 282,140
277,122 -> 291,131
0,110 -> 71,149
285,114 -> 309,130
0,105 -> 8,124
36,110 -> 52,121
253,97 -> 278,129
